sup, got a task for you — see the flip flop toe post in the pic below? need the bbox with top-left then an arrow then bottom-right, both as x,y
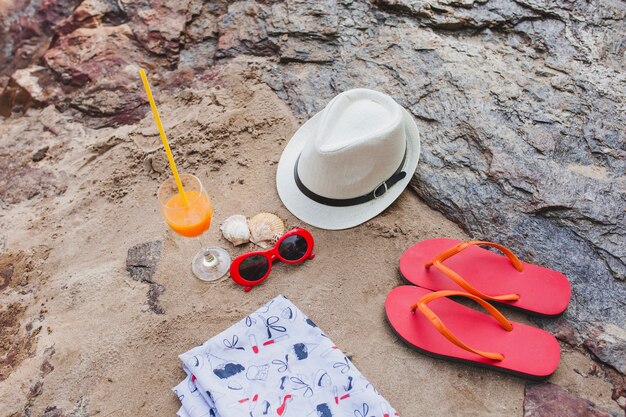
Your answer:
385,286 -> 560,379
399,238 -> 571,316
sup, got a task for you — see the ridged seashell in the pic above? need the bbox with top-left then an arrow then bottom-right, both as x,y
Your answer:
220,214 -> 250,246
248,213 -> 284,247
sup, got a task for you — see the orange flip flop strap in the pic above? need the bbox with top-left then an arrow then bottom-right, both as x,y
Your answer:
426,241 -> 522,302
411,290 -> 512,361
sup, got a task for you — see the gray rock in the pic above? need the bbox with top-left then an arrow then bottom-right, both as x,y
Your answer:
126,241 -> 163,284
253,0 -> 626,375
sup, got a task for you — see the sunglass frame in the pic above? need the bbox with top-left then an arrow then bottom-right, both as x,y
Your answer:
230,228 -> 315,292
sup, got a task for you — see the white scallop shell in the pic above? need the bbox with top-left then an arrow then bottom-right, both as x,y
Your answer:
220,214 -> 250,246
248,213 -> 284,247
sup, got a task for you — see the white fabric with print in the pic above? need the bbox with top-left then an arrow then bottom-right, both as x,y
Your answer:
173,370 -> 217,417
173,295 -> 397,417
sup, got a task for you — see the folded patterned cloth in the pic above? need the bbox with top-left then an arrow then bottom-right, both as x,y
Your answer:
173,371 -> 218,417
175,295 -> 398,417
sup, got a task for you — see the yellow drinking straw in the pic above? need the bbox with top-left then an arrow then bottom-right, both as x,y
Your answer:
139,68 -> 189,205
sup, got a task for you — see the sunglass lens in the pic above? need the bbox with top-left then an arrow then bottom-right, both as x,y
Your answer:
238,255 -> 269,281
278,235 -> 308,261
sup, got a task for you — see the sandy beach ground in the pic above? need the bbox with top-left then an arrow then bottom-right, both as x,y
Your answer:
0,63 -> 621,416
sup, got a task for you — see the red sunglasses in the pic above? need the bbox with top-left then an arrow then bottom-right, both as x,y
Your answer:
230,228 -> 315,292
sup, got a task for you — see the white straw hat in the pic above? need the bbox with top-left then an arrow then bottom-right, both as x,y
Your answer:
276,88 -> 421,230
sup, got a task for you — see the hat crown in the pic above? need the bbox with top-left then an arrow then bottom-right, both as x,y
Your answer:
297,89 -> 407,199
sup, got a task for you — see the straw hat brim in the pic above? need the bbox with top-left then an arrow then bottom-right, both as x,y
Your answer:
276,108 -> 421,231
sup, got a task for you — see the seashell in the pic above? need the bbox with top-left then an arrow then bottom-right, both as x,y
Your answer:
221,214 -> 250,246
248,213 -> 284,247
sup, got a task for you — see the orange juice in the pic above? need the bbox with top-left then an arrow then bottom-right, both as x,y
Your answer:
164,190 -> 213,237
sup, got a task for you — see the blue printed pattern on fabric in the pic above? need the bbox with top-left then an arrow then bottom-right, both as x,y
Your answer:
174,295 -> 398,417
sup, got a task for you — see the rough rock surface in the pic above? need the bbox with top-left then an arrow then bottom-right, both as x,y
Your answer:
0,0 -> 624,413
524,383 -> 612,417
126,240 -> 163,283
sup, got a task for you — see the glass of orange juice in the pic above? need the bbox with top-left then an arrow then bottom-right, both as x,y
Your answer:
158,173 -> 230,281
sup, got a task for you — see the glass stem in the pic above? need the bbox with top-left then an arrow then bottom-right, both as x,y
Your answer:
196,236 -> 217,268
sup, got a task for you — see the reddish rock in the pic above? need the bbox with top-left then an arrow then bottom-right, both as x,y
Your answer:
3,1 -> 181,124
44,24 -> 137,88
0,264 -> 13,292
603,367 -> 626,413
0,66 -> 63,116
0,152 -> 67,205
524,383 -> 611,417
123,0 -> 191,61
552,320 -> 579,346
0,303 -> 32,381
43,24 -> 154,123
0,0 -> 80,82
70,0 -> 128,28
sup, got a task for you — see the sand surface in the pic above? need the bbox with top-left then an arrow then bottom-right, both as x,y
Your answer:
0,62 -> 619,416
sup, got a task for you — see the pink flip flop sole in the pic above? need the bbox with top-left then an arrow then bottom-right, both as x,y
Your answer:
385,286 -> 561,379
399,238 -> 571,316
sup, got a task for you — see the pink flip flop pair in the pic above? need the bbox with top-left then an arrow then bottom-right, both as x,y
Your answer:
386,238 -> 571,379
